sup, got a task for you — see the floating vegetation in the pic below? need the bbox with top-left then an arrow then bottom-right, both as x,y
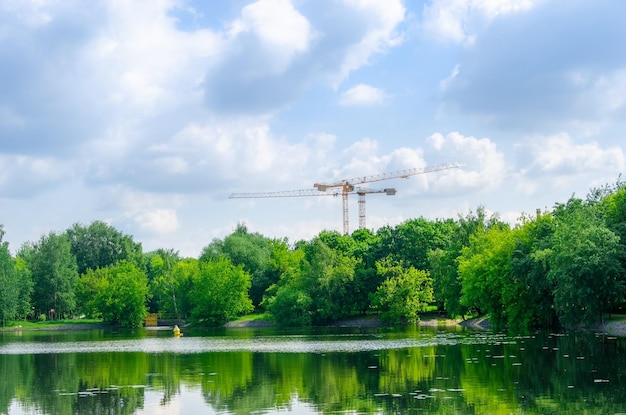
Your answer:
415,394 -> 435,400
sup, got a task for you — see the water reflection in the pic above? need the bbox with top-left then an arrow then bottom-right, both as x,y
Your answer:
1,328 -> 625,414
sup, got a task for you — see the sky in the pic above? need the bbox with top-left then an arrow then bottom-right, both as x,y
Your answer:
1,0 -> 625,257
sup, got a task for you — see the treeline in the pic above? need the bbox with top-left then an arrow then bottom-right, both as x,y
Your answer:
1,181 -> 625,330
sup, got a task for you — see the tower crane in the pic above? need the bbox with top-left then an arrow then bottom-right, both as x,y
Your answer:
229,162 -> 459,235
229,186 -> 397,232
312,163 -> 459,234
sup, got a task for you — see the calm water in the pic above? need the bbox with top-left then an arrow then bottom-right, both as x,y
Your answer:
0,325 -> 624,414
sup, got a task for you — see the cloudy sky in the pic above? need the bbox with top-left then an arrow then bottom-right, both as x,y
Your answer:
1,0 -> 624,257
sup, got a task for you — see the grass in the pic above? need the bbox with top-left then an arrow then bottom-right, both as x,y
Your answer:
233,312 -> 273,323
5,318 -> 104,329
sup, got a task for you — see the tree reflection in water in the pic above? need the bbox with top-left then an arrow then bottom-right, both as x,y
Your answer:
0,328 -> 625,414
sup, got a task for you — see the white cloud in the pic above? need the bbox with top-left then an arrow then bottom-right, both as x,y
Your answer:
510,133 -> 626,206
335,0 -> 406,84
426,132 -> 507,190
338,84 -> 388,106
101,186 -> 183,236
422,0 -> 544,44
203,0 -> 406,113
524,133 -> 625,174
134,209 -> 180,235
86,1 -> 219,115
224,0 -> 314,77
236,0 -> 312,57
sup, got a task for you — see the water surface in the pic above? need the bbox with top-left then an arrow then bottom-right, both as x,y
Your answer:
1,326 -> 624,414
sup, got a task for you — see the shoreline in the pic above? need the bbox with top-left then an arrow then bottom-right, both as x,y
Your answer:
3,317 -> 626,336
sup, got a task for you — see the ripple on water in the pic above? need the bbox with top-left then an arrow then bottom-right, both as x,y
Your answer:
0,334 -> 456,355
0,331 -> 554,355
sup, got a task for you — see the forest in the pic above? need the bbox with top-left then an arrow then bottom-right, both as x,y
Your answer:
1,180 -> 625,331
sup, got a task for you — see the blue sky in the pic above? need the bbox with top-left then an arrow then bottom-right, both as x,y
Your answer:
1,0 -> 624,257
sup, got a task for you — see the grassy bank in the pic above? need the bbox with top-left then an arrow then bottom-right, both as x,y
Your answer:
224,313 -> 274,327
1,319 -> 105,330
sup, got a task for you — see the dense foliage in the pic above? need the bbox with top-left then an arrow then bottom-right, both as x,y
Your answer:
1,180 -> 626,330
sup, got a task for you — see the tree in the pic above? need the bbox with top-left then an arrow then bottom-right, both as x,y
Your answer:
595,181 -> 626,244
19,232 -> 78,319
200,224 -> 275,309
145,248 -> 181,314
189,257 -> 253,325
262,245 -> 310,326
297,237 -> 359,323
66,221 -> 143,275
379,218 -> 456,270
166,258 -> 197,320
349,229 -> 383,315
264,277 -> 313,326
0,226 -> 19,326
371,259 -> 433,324
506,211 -> 556,331
458,226 -> 514,329
77,261 -> 150,327
13,257 -> 33,320
429,208 -> 504,318
548,199 -> 626,327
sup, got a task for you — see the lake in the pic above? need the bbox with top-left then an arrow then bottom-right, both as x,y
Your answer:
0,325 -> 625,414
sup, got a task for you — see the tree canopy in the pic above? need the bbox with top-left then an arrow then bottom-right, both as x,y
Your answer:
2,180 -> 626,331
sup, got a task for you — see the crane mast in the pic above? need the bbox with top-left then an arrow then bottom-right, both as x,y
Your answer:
229,163 -> 459,235
357,188 -> 396,229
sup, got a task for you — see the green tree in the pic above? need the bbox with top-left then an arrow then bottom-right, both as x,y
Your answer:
429,207 -> 504,318
371,259 -> 433,324
349,229 -> 383,315
165,258 -> 197,320
0,226 -> 19,326
200,224 -> 275,309
548,199 -> 626,327
19,232 -> 78,319
506,211 -> 556,331
13,257 -> 33,320
145,248 -> 180,314
78,261 -> 150,327
378,218 -> 456,270
66,221 -> 143,275
595,181 -> 626,244
265,278 -> 313,326
262,246 -> 310,326
299,237 -> 359,324
189,257 -> 253,325
458,226 -> 514,329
